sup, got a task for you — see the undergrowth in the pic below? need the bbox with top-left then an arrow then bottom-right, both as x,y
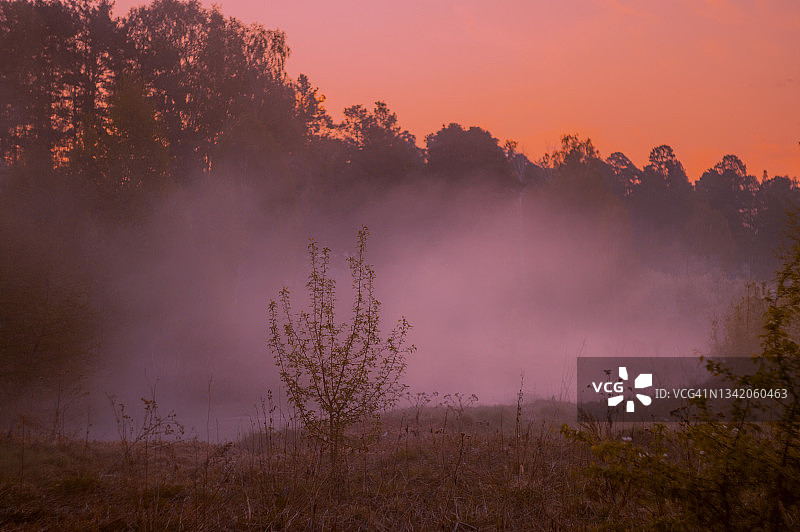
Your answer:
0,398 -> 602,531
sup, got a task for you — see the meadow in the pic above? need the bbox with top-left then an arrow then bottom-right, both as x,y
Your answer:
1,397 -> 632,531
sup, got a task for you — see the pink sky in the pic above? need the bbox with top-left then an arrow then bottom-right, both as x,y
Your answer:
114,0 -> 800,179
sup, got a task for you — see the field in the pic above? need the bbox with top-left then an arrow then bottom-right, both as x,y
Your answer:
3,391 -> 797,531
0,399 -> 643,531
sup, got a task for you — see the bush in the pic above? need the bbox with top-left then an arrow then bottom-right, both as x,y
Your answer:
567,219 -> 800,529
268,226 -> 414,468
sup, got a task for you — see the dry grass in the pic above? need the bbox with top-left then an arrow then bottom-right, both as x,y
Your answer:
0,401 -> 644,531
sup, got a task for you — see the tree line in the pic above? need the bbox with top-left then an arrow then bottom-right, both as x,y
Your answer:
1,0 -> 799,420
3,0 -> 797,274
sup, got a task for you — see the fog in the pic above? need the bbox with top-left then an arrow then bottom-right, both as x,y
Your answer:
2,0 -> 790,443
68,176 -> 742,439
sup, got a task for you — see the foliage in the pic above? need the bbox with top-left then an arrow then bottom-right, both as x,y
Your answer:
0,257 -> 99,425
0,174 -> 101,427
339,101 -> 423,183
268,227 -> 414,467
696,154 -> 759,261
107,392 -> 184,465
425,123 -> 514,185
708,281 -> 768,358
605,151 -> 641,197
629,145 -> 693,242
567,220 -> 800,529
539,133 -> 600,172
2,1 -> 799,276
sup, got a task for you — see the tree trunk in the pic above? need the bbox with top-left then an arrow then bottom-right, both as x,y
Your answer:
329,416 -> 339,470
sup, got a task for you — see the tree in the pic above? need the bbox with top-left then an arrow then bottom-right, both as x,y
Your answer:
538,134 -> 617,197
0,253 -> 99,426
752,175 -> 800,277
642,144 -> 692,194
629,144 -> 693,250
0,175 -> 101,427
534,134 -> 621,208
683,198 -> 737,268
739,219 -> 800,523
570,220 -> 800,528
0,0 -> 79,170
0,0 -> 124,174
695,155 -> 758,267
680,222 -> 800,526
425,123 -> 513,185
540,133 -> 600,171
123,0 -> 293,181
339,101 -> 423,185
504,140 -> 545,186
104,77 -> 171,194
268,227 -> 414,468
292,73 -> 332,139
605,151 -> 641,197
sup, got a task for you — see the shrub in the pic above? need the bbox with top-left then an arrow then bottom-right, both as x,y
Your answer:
268,226 -> 414,468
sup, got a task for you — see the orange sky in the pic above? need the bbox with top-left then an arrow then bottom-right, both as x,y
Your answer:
115,0 -> 800,180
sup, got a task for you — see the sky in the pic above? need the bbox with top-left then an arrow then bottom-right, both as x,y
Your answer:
113,0 -> 800,180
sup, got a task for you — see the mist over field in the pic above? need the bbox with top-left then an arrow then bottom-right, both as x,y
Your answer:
6,171 -> 747,438
4,2 -> 800,529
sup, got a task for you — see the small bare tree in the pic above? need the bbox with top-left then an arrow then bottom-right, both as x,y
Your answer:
268,226 -> 414,467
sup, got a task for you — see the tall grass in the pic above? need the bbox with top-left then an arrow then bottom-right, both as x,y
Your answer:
1,394 -> 615,530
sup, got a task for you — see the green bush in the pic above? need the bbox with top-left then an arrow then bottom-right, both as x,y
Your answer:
568,219 -> 800,529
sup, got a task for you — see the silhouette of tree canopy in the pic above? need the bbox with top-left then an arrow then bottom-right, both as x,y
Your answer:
0,0 -> 120,171
425,123 -> 514,186
337,101 -> 423,186
0,0 -> 797,286
540,134 -> 619,194
537,135 -> 629,238
695,155 -> 759,271
629,145 -> 693,241
0,0 -> 303,189
643,145 -> 691,193
605,151 -> 641,197
541,134 -> 600,171
123,0 -> 295,181
751,175 -> 800,276
505,144 -> 545,186
695,155 -> 757,233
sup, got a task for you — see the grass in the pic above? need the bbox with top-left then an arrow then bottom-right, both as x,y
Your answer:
0,399 -> 681,530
